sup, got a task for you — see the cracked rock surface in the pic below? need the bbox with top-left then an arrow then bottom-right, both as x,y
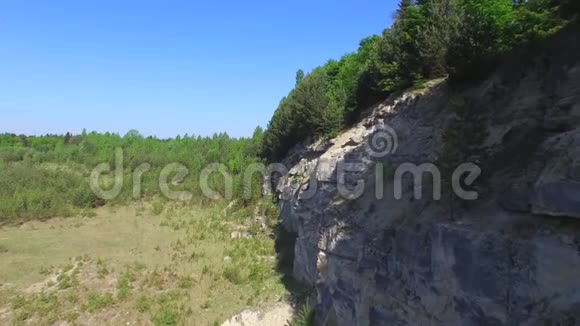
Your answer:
273,28 -> 580,326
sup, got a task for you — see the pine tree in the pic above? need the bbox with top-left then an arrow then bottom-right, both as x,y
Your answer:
295,69 -> 305,86
392,0 -> 426,86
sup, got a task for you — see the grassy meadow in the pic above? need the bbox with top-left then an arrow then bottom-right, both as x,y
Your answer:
0,200 -> 292,325
0,131 -> 311,325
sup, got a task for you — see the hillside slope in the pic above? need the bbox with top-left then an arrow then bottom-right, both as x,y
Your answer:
273,24 -> 580,325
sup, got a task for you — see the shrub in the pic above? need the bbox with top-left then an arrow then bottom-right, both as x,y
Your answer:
289,299 -> 315,326
153,305 -> 178,326
0,163 -> 98,221
136,295 -> 152,313
152,200 -> 165,215
117,271 -> 136,300
84,292 -> 114,312
178,276 -> 195,289
223,265 -> 245,285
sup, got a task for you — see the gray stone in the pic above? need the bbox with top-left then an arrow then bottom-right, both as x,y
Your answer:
221,303 -> 294,326
312,139 -> 335,153
569,161 -> 580,181
315,158 -> 338,183
499,182 -> 532,213
230,231 -> 252,239
532,181 -> 580,218
342,135 -> 363,147
543,109 -> 573,131
571,101 -> 580,115
555,95 -> 580,110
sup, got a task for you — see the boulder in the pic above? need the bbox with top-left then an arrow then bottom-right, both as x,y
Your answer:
315,158 -> 339,183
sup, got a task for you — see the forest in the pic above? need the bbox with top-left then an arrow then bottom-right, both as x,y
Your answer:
261,0 -> 578,161
0,129 -> 265,221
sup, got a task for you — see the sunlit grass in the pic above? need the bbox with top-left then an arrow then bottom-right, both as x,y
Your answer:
0,200 -> 287,325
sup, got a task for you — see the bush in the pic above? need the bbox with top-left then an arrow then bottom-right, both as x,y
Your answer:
0,164 -> 98,221
223,265 -> 245,285
84,292 -> 114,312
289,299 -> 315,326
0,148 -> 25,163
153,305 -> 178,326
117,271 -> 136,300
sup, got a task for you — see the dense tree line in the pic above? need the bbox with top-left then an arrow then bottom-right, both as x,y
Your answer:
0,129 -> 265,221
261,0 -> 574,162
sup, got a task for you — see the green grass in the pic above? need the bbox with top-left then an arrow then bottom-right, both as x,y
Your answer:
152,200 -> 166,215
117,270 -> 136,300
153,305 -> 178,326
0,200 -> 288,325
10,292 -> 60,325
136,295 -> 153,313
0,204 -> 192,286
57,270 -> 79,289
223,265 -> 245,285
178,276 -> 195,289
84,292 -> 114,312
0,162 -> 100,222
289,299 -> 316,326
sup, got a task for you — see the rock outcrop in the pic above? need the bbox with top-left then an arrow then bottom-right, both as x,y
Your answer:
221,303 -> 294,326
273,26 -> 580,325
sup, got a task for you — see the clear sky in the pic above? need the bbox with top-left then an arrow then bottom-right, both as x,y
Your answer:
0,0 -> 397,138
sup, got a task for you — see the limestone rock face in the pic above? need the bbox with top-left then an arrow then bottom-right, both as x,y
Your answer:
272,30 -> 580,326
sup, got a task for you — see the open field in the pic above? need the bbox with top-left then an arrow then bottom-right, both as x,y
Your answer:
0,201 -> 289,325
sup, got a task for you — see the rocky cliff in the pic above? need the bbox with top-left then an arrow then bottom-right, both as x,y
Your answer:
273,25 -> 580,325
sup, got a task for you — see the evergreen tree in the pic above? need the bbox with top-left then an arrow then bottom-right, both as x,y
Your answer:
392,0 -> 426,85
295,69 -> 305,86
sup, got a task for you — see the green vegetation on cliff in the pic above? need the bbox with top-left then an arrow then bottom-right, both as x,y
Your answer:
261,0 -> 575,162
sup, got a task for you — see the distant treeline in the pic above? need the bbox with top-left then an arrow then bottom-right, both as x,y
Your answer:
0,129 -> 265,221
260,0 -> 578,162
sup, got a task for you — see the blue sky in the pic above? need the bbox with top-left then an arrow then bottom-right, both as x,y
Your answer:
0,0 -> 397,138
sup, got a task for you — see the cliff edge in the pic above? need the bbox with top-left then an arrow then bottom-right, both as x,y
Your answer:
274,25 -> 580,326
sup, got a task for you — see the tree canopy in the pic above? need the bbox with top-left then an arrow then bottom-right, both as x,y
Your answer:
261,0 -> 572,162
